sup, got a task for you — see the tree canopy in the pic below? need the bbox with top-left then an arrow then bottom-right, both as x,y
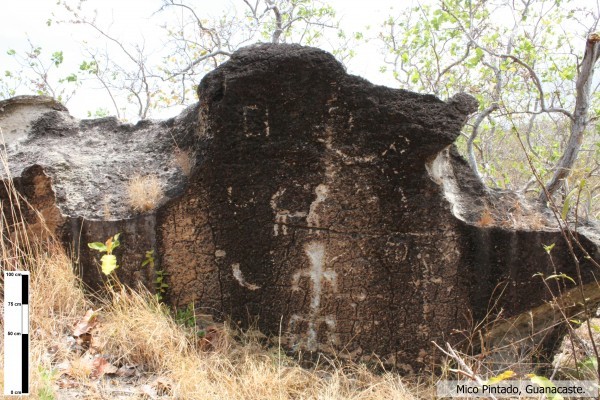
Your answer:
1,0 -> 599,218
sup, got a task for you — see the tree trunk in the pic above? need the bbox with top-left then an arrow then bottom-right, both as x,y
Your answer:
541,33 -> 600,201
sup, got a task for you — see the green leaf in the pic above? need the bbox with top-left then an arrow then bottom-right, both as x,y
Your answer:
543,243 -> 555,254
105,233 -> 121,254
410,70 -> 420,84
486,370 -> 515,384
142,249 -> 155,267
100,254 -> 118,275
578,356 -> 598,373
112,233 -> 121,249
7,49 -> 16,56
545,273 -> 576,285
51,51 -> 64,67
88,242 -> 107,252
561,187 -> 578,220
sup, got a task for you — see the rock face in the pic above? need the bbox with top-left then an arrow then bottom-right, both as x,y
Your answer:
1,44 -> 599,372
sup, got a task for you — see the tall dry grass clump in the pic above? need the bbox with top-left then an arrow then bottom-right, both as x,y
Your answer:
95,283 -> 422,399
97,286 -> 193,372
0,147 -> 90,398
127,174 -> 163,212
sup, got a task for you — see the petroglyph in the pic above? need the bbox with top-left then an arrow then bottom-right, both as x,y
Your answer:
264,107 -> 270,137
273,211 -> 308,236
270,187 -> 309,236
289,242 -> 338,351
232,263 -> 261,291
274,214 -> 287,236
306,242 -> 325,309
242,104 -> 270,138
306,185 -> 328,229
215,249 -> 226,258
270,188 -> 286,210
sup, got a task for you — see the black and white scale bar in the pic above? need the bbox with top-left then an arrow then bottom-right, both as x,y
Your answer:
3,271 -> 29,396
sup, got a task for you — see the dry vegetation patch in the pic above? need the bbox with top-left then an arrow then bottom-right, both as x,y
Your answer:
127,175 -> 163,212
172,148 -> 194,176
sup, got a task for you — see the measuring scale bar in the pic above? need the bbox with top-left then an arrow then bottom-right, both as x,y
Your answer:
4,271 -> 29,396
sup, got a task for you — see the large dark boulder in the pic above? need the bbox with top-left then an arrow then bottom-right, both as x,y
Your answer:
1,44 -> 599,372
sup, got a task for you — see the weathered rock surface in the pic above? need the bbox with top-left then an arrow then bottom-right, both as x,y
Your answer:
1,44 -> 599,371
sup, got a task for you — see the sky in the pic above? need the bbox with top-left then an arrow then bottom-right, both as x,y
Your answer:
0,0 -> 404,120
2,0 -> 596,120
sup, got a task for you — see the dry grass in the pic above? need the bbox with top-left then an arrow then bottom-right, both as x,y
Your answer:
477,207 -> 495,227
72,282 -> 423,399
0,177 -> 90,398
172,148 -> 194,176
0,240 -> 424,399
127,174 -> 163,212
476,199 -> 548,229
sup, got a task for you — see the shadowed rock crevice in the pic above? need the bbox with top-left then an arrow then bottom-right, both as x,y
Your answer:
1,44 -> 599,371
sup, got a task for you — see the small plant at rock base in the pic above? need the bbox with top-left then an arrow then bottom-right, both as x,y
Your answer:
127,174 -> 163,212
154,269 -> 169,302
88,233 -> 121,276
175,303 -> 197,329
175,303 -> 207,339
142,249 -> 155,270
37,366 -> 57,400
142,249 -> 169,302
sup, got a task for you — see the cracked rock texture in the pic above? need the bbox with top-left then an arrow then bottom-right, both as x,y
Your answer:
2,44 -> 600,371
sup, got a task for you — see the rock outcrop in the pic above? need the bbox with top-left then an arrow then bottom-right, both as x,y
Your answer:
1,44 -> 599,372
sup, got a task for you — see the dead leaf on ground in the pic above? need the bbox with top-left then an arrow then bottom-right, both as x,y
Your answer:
47,345 -> 59,355
198,325 -> 226,351
73,309 -> 99,337
76,332 -> 92,347
91,357 -> 118,379
151,376 -> 173,396
56,378 -> 80,389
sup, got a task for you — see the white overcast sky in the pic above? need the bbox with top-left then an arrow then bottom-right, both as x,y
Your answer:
0,0 -> 405,119
5,0 -> 548,121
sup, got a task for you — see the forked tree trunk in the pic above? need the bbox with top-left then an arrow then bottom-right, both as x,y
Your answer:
541,33 -> 600,201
